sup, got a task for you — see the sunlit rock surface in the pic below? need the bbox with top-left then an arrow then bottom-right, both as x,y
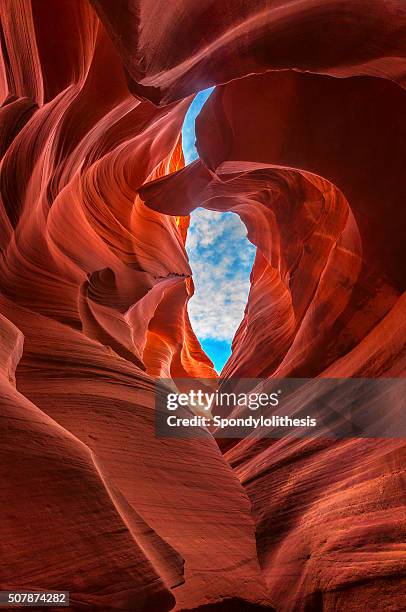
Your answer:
1,1 -> 405,610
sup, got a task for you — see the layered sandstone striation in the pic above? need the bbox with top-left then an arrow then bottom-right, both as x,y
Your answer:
1,1 -> 405,610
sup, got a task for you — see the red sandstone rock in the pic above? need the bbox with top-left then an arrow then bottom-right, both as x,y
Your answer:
0,314 -> 177,611
91,0 -> 406,104
1,0 -> 405,610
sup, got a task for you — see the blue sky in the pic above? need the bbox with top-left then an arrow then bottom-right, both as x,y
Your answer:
181,89 -> 256,373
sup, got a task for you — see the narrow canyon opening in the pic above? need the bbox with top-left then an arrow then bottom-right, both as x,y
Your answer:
182,90 -> 256,372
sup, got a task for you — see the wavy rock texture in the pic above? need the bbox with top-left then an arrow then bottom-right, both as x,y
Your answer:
1,1 -> 405,611
92,0 -> 406,104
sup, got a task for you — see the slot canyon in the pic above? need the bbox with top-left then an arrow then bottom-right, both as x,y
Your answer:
0,1 -> 405,610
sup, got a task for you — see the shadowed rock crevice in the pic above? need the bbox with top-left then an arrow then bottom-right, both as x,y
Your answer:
0,1 -> 405,610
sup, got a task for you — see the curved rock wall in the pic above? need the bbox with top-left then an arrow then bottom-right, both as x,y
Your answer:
1,1 -> 405,610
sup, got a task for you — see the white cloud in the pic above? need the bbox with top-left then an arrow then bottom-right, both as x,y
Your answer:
186,209 -> 256,341
180,89 -> 256,344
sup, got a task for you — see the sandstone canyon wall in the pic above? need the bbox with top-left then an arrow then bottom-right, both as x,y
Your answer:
0,1 -> 405,610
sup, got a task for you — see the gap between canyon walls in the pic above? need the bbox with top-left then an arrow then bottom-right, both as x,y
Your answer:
2,1 -> 406,609
181,89 -> 257,373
